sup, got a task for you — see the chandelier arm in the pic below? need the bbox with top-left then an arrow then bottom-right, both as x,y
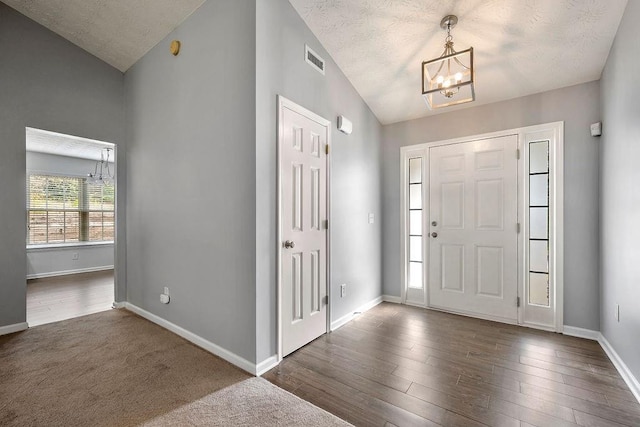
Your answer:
430,60 -> 446,82
453,56 -> 470,70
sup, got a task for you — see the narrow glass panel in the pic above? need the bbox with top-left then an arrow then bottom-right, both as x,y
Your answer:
409,184 -> 422,210
409,158 -> 422,184
89,212 -> 104,241
529,207 -> 548,240
65,212 -> 80,242
47,211 -> 65,243
529,240 -> 548,273
410,236 -> 422,262
103,212 -> 115,241
28,211 -> 47,244
530,141 -> 549,174
409,210 -> 422,236
530,173 -> 548,206
408,262 -> 423,289
530,272 -> 550,306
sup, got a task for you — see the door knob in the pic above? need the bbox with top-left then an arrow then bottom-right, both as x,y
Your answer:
284,240 -> 295,249
431,232 -> 438,238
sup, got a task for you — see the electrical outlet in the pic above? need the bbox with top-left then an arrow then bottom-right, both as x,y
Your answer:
616,304 -> 620,322
340,284 -> 346,298
72,252 -> 79,260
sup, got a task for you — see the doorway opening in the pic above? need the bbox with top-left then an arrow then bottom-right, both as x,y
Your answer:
400,122 -> 564,331
25,127 -> 117,327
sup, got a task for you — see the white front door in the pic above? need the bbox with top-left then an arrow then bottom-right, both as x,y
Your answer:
428,135 -> 519,322
279,97 -> 329,357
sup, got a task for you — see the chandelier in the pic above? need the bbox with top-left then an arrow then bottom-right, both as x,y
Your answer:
422,15 -> 475,109
88,148 -> 114,185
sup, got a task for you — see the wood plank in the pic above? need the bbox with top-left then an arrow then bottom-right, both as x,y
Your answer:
265,303 -> 640,427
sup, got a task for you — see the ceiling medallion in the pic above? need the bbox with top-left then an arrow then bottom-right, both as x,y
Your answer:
422,15 -> 475,109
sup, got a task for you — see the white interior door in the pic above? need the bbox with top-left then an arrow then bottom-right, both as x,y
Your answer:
428,135 -> 518,322
279,97 -> 329,357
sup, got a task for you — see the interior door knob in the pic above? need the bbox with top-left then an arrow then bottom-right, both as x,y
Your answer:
284,240 -> 295,249
431,232 -> 438,238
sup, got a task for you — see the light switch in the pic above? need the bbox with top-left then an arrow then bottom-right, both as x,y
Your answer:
368,213 -> 374,224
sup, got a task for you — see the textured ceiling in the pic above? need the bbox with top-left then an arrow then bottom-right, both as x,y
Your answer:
26,128 -> 115,161
3,0 -> 628,123
2,0 -> 206,71
289,0 -> 628,124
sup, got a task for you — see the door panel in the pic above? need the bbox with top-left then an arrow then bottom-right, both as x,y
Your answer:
280,103 -> 328,357
429,135 -> 518,322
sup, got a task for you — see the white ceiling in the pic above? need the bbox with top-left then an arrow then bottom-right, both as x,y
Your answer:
289,0 -> 628,124
3,0 -> 628,124
26,128 -> 115,162
2,0 -> 206,72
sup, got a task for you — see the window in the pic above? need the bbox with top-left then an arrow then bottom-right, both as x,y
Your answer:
27,175 -> 114,245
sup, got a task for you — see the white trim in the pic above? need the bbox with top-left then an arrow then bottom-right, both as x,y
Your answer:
0,322 -> 29,336
562,326 -> 600,341
330,296 -> 383,331
399,122 -> 564,333
382,295 -> 402,304
27,265 -> 114,280
27,241 -> 114,251
124,303 -> 257,375
112,301 -> 126,309
599,334 -> 640,404
276,95 -> 331,362
256,355 -> 280,376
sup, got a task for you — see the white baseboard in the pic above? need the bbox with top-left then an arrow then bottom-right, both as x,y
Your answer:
562,325 -> 600,341
27,265 -> 114,280
0,322 -> 29,336
123,303 -> 259,375
256,355 -> 279,376
599,334 -> 640,404
112,301 -> 126,309
382,295 -> 402,304
330,296 -> 383,331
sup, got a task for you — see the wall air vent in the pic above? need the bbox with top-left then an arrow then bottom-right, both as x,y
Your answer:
305,45 -> 325,75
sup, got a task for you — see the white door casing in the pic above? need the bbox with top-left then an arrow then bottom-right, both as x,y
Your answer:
400,122 -> 564,332
428,135 -> 519,322
278,96 -> 329,358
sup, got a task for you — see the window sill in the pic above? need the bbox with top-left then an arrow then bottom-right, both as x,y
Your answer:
27,241 -> 114,251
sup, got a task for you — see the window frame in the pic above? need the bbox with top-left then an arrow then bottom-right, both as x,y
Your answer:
26,173 -> 115,247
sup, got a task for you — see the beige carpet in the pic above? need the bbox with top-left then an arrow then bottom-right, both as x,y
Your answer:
0,309 -> 350,426
142,377 -> 350,426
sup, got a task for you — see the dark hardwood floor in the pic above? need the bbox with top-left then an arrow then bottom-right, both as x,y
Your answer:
27,270 -> 114,327
264,302 -> 640,427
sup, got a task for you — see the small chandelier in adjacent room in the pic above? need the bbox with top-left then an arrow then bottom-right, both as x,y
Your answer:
422,15 -> 475,109
88,148 -> 114,185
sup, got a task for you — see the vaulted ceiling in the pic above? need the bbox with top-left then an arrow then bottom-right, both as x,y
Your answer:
289,0 -> 628,124
2,0 -> 629,124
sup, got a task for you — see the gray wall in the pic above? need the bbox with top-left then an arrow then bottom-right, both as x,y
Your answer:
124,0 -> 258,362
0,3 -> 124,328
600,1 -> 640,381
255,0 -> 383,363
382,81 -> 601,331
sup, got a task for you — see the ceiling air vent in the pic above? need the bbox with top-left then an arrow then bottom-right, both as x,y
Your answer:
305,45 -> 325,75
